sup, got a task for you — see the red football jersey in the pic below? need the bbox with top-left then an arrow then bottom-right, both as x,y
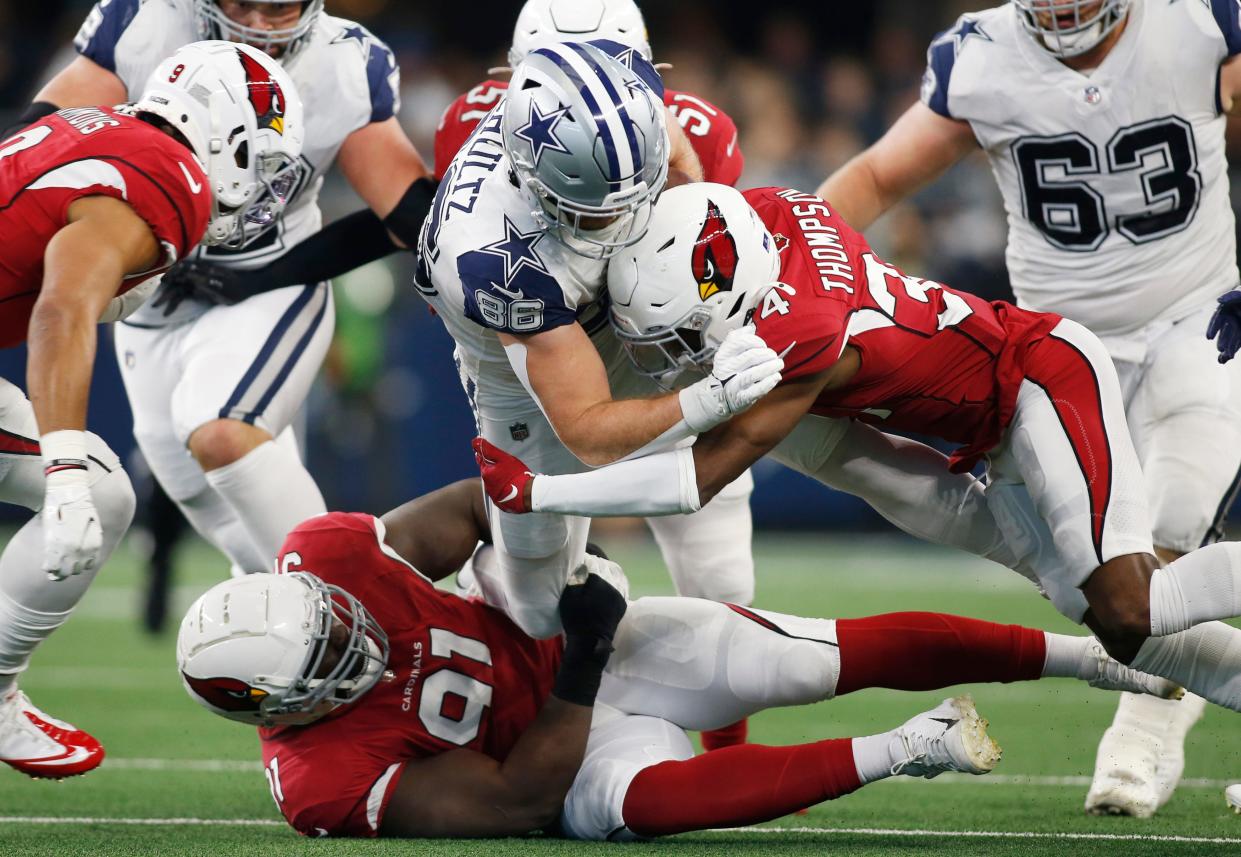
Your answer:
745,187 -> 1062,472
434,80 -> 744,186
0,107 -> 210,348
259,512 -> 562,837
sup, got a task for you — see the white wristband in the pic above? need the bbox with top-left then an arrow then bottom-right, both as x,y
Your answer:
532,447 -> 701,517
41,430 -> 90,485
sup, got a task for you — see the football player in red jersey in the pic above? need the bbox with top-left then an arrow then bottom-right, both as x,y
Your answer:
177,478 -> 1172,840
477,182 -> 1241,719
437,0 -> 753,755
434,0 -> 743,186
0,40 -> 303,779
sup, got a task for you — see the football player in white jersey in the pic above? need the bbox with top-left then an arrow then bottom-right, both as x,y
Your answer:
418,41 -> 784,640
818,0 -> 1241,819
22,0 -> 435,577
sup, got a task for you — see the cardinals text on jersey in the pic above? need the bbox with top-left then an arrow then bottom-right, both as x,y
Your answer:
0,108 -> 210,347
258,513 -> 560,837
921,0 -> 1241,336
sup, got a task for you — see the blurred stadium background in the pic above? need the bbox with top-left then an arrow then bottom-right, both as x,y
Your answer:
3,0 -> 1241,529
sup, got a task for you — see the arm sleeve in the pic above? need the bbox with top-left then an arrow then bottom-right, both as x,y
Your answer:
1211,0 -> 1241,55
531,447 -> 701,516
73,0 -> 142,73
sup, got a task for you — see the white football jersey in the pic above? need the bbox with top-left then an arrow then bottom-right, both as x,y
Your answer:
74,0 -> 400,272
415,107 -> 612,413
921,0 -> 1241,337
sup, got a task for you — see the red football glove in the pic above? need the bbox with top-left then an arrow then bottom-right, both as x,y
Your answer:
473,437 -> 536,514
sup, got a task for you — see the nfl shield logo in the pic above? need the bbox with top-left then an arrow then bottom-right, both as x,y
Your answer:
509,422 -> 530,442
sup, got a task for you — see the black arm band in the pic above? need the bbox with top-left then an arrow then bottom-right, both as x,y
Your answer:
550,634 -> 614,708
261,207 -> 398,288
382,176 -> 438,249
3,101 -> 58,139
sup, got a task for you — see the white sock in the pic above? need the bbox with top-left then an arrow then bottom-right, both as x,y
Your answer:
1128,622 -> 1241,712
852,733 -> 898,785
204,439 -> 326,565
1149,543 -> 1241,636
177,487 -> 274,574
1041,633 -> 1091,678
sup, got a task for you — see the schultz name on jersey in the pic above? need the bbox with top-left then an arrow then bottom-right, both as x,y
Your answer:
922,0 -> 1241,337
75,0 -> 400,323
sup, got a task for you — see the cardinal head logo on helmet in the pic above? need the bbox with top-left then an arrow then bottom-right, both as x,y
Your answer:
237,49 -> 287,135
183,673 -> 270,713
691,200 -> 739,301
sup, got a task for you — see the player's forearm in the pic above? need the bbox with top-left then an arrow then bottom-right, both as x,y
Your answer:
26,300 -> 98,434
490,697 -> 594,829
554,392 -> 688,467
816,155 -> 890,231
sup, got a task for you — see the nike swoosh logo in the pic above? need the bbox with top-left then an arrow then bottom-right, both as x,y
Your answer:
26,744 -> 95,767
726,131 -> 738,158
491,282 -> 524,300
178,162 -> 203,194
499,485 -> 519,503
930,717 -> 959,729
777,341 -> 797,359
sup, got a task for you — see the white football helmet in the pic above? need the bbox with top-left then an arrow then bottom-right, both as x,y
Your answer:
1011,0 -> 1131,58
177,572 -> 388,727
509,0 -> 652,68
503,42 -> 668,260
608,183 -> 780,383
129,40 -> 304,248
194,0 -> 323,60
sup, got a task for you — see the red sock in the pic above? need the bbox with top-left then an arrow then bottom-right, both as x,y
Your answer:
700,718 -> 748,751
621,739 -> 860,836
835,612 -> 1046,696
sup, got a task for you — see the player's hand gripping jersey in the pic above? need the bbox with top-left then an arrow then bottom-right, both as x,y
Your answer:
434,77 -> 743,186
745,187 -> 1061,472
0,107 -> 209,347
921,0 -> 1241,336
258,513 -> 562,837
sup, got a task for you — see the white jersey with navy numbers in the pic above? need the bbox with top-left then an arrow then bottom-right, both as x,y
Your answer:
920,0 -> 1241,337
74,0 -> 400,270
416,43 -> 666,414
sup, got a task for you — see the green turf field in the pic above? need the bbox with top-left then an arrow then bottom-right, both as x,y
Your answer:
1,530 -> 1238,856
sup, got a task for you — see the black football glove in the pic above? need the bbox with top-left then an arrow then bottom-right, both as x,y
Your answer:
151,259 -> 258,317
1207,289 -> 1241,365
558,561 -> 629,645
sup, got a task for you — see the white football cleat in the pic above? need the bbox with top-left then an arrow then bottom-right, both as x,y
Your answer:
1086,692 -> 1207,817
1085,723 -> 1161,817
1082,639 -> 1183,699
1226,783 -> 1241,814
889,695 -> 1001,779
0,689 -> 104,779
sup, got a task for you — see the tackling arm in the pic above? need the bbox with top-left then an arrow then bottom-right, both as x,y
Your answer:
379,479 -> 491,581
815,101 -> 976,231
665,108 -> 704,183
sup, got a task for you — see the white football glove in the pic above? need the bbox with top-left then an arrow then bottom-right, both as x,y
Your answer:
679,326 -> 784,433
42,479 -> 103,580
40,431 -> 103,581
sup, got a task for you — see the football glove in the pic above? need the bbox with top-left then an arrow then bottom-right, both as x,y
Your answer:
41,475 -> 102,581
559,557 -> 629,643
473,437 -> 535,514
1207,289 -> 1241,365
680,326 -> 784,433
151,259 -> 257,317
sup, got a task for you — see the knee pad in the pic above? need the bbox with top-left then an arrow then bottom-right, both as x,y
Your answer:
85,433 -> 136,547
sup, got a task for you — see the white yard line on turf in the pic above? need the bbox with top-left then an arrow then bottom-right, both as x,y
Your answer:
97,758 -> 1236,790
723,827 -> 1241,844
1,817 -> 1237,843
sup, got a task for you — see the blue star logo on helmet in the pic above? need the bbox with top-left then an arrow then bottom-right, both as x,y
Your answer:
514,100 -> 573,167
479,216 -> 549,286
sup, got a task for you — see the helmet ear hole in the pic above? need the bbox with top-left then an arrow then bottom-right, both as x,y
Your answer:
233,140 -> 249,169
726,293 -> 746,319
